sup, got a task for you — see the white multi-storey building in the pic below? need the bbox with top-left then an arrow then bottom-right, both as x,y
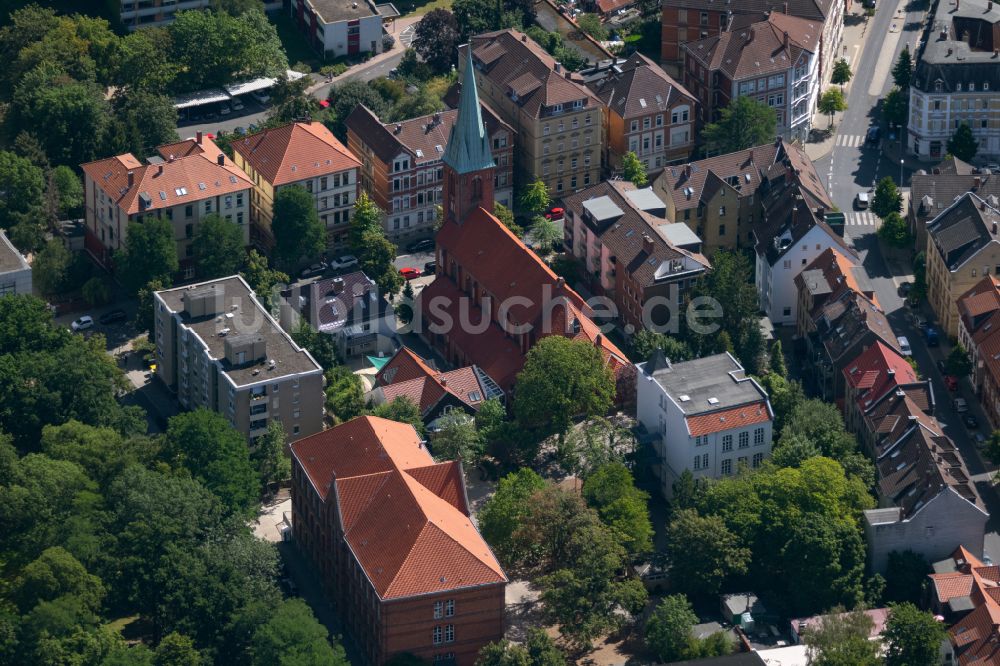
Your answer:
636,351 -> 774,498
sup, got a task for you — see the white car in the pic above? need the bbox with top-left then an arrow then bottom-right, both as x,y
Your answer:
252,91 -> 270,104
71,315 -> 94,332
855,191 -> 870,209
330,254 -> 359,270
231,98 -> 244,111
219,104 -> 232,116
897,335 -> 912,356
954,397 -> 969,413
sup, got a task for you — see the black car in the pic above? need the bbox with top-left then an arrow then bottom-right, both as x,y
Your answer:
424,260 -> 437,275
897,281 -> 912,297
964,413 -> 980,429
865,126 -> 881,145
407,238 -> 435,253
99,309 -> 128,325
299,263 -> 326,280
936,359 -> 947,374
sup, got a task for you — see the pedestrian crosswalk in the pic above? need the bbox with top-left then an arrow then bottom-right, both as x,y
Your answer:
835,134 -> 865,147
846,211 -> 880,227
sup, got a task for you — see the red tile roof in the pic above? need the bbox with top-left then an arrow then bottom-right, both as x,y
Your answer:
81,136 -> 253,215
844,341 -> 919,410
375,348 -> 492,414
376,347 -> 439,386
231,121 -> 360,186
686,401 -> 770,436
927,547 -> 1000,664
291,416 -> 506,600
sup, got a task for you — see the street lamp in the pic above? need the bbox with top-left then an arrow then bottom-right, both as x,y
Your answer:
900,158 -> 905,186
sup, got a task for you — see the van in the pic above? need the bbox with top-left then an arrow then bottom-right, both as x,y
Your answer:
855,191 -> 870,209
897,336 -> 912,356
924,326 -> 940,347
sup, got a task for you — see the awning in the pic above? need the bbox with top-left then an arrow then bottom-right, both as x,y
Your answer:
367,355 -> 391,371
174,89 -> 230,109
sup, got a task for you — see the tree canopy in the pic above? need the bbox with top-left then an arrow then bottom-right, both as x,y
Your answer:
193,214 -> 245,279
115,217 -> 179,295
831,59 -> 852,87
701,96 -> 777,155
415,10 -> 461,74
582,462 -> 653,556
272,185 -> 325,271
948,122 -> 979,162
620,151 -> 648,187
883,602 -> 947,666
871,176 -> 903,219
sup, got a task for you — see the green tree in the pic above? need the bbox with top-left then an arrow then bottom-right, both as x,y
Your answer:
582,462 -> 653,556
193,214 -> 245,279
266,74 -> 319,125
453,0 -> 531,40
250,599 -> 348,666
292,320 -> 340,370
519,179 -> 551,216
431,412 -> 483,463
415,9 -> 461,74
252,420 -> 290,490
272,185 -> 324,271
831,58 -> 852,88
32,239 -> 73,296
493,202 -> 523,237
477,468 -> 546,566
947,342 -> 973,376
0,150 -> 45,229
948,122 -> 979,162
884,550 -> 930,604
528,215 -> 562,254
871,176 -> 903,219
883,86 -> 909,128
397,279 -> 415,325
48,166 -> 83,220
780,399 -> 859,462
892,46 -> 912,89
371,396 -> 425,436
154,632 -> 202,666
241,250 -> 288,312
576,13 -> 608,41
538,522 -> 647,650
756,372 -> 805,433
557,417 -> 634,479
349,190 -> 385,252
818,88 -> 848,128
670,469 -> 708,516
665,509 -> 749,596
112,29 -> 178,94
513,336 -> 615,438
769,339 -> 787,377
135,279 -> 165,335
801,608 -> 881,666
883,602 -> 947,666
878,211 -> 912,248
620,151 -> 648,186
525,628 -> 565,666
359,228 -> 404,296
324,366 -> 365,423
326,80 -> 389,140
475,397 -> 507,442
81,277 -> 111,307
162,409 -> 260,515
13,547 -> 105,614
112,90 -> 180,158
645,594 -> 698,663
115,217 -> 179,295
629,330 -> 692,363
701,96 -> 777,155
476,640 -> 531,666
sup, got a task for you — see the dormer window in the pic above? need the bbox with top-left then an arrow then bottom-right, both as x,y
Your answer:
935,80 -> 943,92
957,83 -> 962,91
969,82 -> 976,91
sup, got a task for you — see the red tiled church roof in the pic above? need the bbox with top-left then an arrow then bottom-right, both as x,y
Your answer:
291,416 -> 506,600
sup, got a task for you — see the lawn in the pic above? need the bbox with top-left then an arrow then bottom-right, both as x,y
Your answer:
399,0 -> 454,17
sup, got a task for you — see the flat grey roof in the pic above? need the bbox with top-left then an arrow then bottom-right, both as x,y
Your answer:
158,276 -> 321,387
623,187 -> 665,212
799,268 -> 832,296
582,195 -> 625,222
657,222 -> 702,248
640,352 -> 767,415
308,0 -> 379,23
864,507 -> 902,525
0,231 -> 29,274
375,3 -> 400,17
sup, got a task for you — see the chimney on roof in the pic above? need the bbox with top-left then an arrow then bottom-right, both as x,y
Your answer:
522,34 -> 527,42
440,376 -> 447,386
956,0 -> 960,8
975,176 -> 982,189
940,29 -> 948,40
556,276 -> 566,289
433,111 -> 441,124
127,170 -> 134,188
990,0 -> 994,9
643,234 -> 655,254
168,154 -> 175,163
784,30 -> 790,51
888,368 -> 895,376
555,62 -> 562,73
217,153 -> 225,166
394,123 -> 402,134
981,199 -> 988,211
684,164 -> 692,178
595,333 -> 603,347
784,1 -> 789,12
157,164 -> 164,176
565,71 -> 572,79
196,131 -> 203,144
993,221 -> 998,234
332,277 -> 345,294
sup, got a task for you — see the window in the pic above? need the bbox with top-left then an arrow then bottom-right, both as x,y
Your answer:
444,625 -> 454,643
718,223 -> 726,236
783,306 -> 791,317
433,627 -> 442,645
722,434 -> 733,451
752,453 -> 764,468
434,602 -> 443,619
701,453 -> 708,469
693,455 -> 701,470
185,205 -> 193,217
445,599 -> 455,617
738,431 -> 749,448
721,459 -> 732,475
700,11 -> 708,24
204,200 -> 212,213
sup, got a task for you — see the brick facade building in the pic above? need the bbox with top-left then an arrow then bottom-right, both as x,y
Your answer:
290,416 -> 506,665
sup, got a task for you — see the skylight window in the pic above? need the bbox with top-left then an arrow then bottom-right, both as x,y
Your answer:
198,182 -> 207,190
159,191 -> 167,200
174,187 -> 187,196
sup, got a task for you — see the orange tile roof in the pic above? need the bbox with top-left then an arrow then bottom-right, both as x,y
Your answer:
844,340 -> 919,409
81,136 -> 252,215
376,346 -> 439,386
291,416 -> 506,600
959,275 -> 1000,318
375,348 -> 491,413
686,401 -> 770,436
927,547 -> 1000,665
231,121 -> 361,187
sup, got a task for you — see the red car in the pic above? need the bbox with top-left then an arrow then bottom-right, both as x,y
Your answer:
545,207 -> 565,220
944,375 -> 959,391
399,267 -> 421,280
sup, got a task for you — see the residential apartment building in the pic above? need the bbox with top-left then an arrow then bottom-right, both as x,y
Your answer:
925,192 -> 1000,337
417,55 -> 633,401
232,121 -> 361,251
584,53 -> 698,171
661,0 -> 841,79
368,347 -> 505,427
929,547 -> 1000,664
81,133 -> 253,279
794,247 -> 877,339
153,276 -> 324,442
290,416 -> 507,665
908,157 -> 1000,252
463,30 -> 603,196
0,231 -> 31,297
682,11 -> 821,143
121,0 -> 281,29
562,179 -> 710,333
345,101 -> 514,244
280,271 -> 397,361
291,0 -> 393,58
635,350 -> 774,498
958,275 -> 1000,430
841,341 -> 924,437
908,0 -> 1000,161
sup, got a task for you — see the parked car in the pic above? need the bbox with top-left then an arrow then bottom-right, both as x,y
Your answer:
545,207 -> 565,220
855,191 -> 870,209
897,335 -> 912,356
424,260 -> 437,275
219,103 -> 232,116
231,98 -> 244,111
252,91 -> 270,104
407,238 -> 435,253
954,397 -> 969,413
299,263 -> 326,280
976,432 -> 988,448
925,326 -> 940,347
71,315 -> 94,332
936,359 -> 948,374
944,375 -> 958,391
99,309 -> 128,325
399,267 -> 421,280
964,413 -> 980,429
329,254 -> 359,270
866,126 -> 881,145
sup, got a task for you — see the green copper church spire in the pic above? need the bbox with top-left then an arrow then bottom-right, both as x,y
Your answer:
442,47 -> 496,174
